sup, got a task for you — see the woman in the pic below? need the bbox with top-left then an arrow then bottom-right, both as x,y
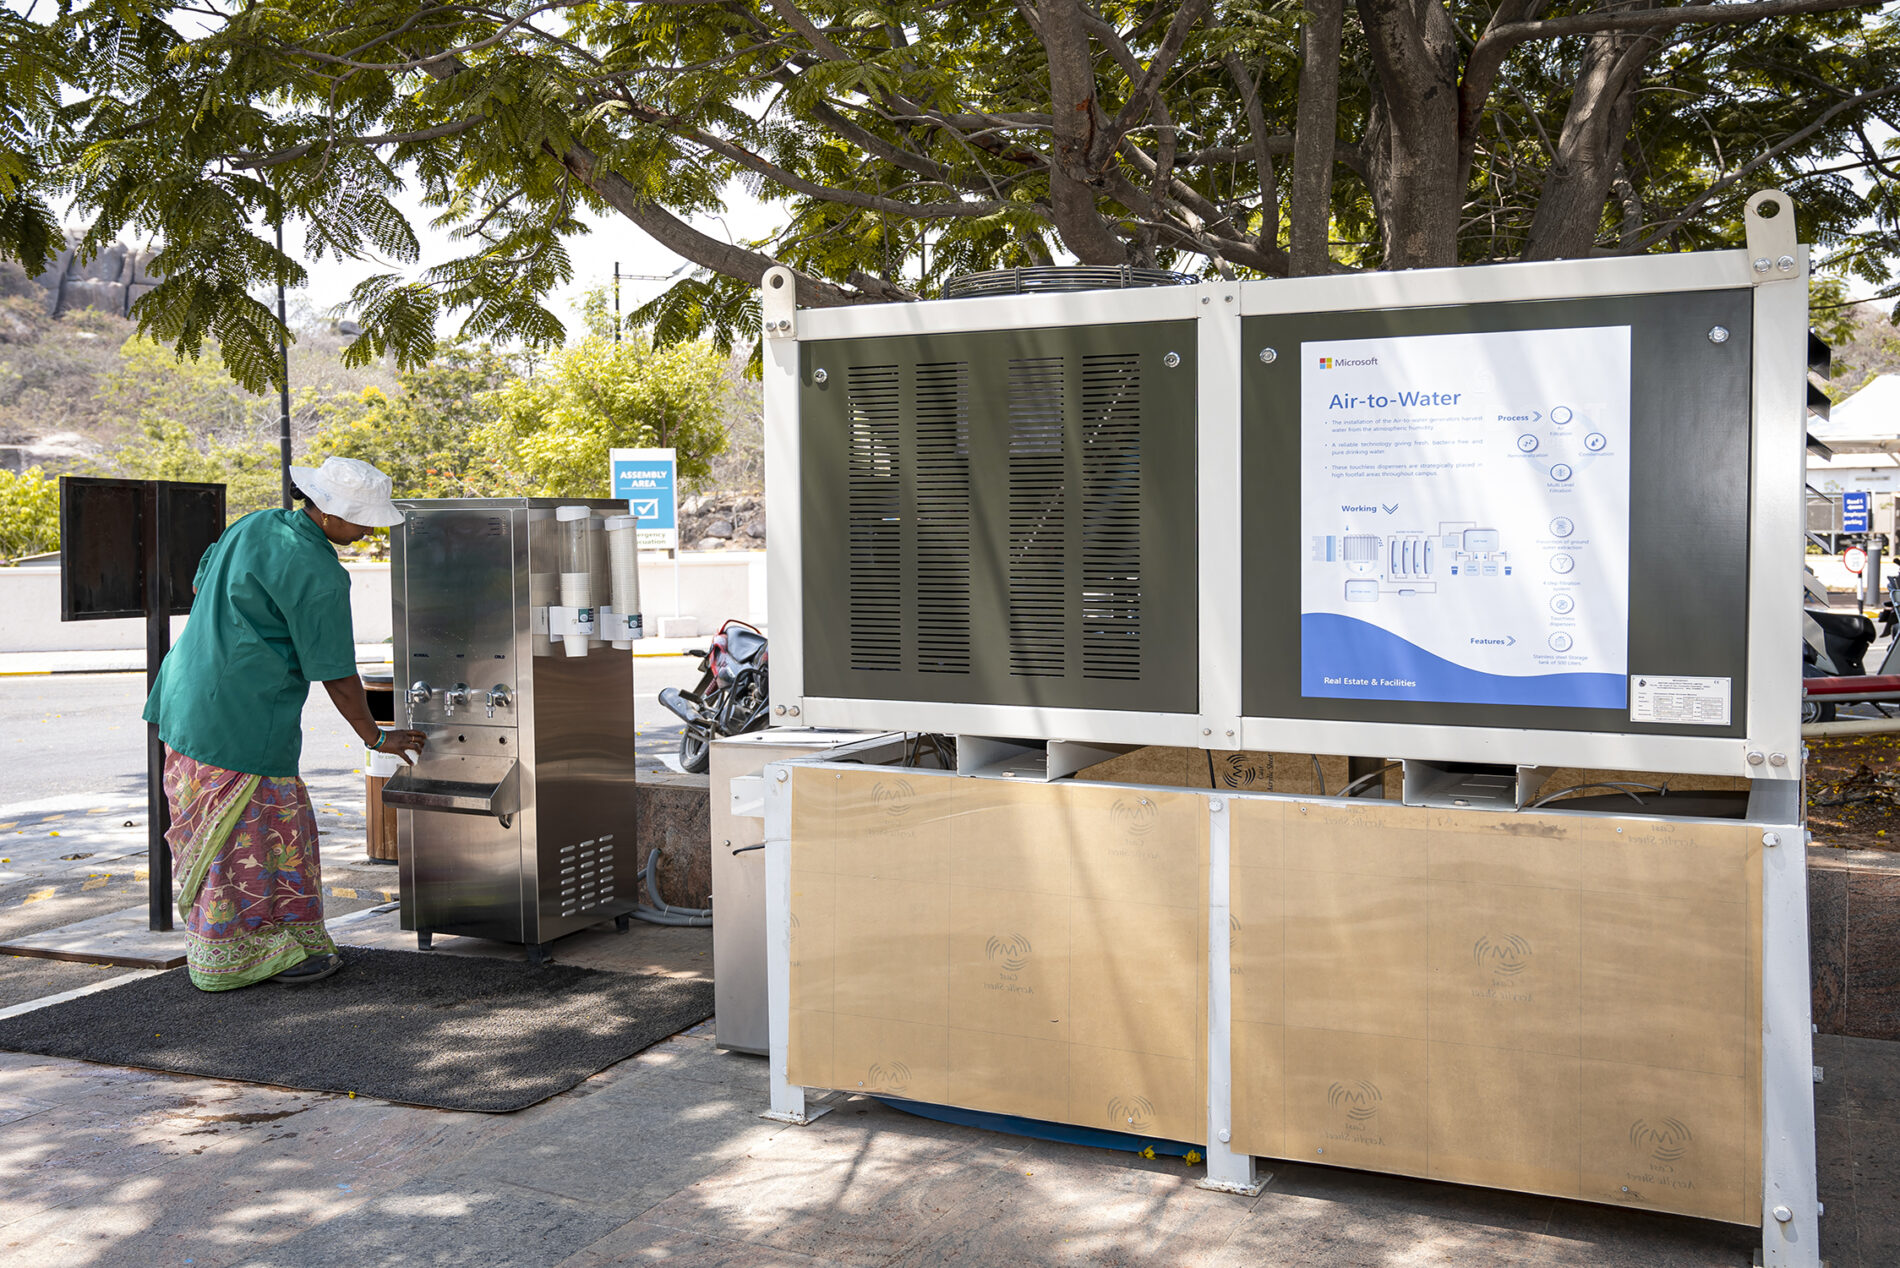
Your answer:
143,456 -> 427,991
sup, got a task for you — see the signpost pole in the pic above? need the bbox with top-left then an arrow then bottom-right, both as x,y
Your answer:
142,483 -> 174,931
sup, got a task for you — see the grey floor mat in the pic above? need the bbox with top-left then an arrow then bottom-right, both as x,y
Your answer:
0,947 -> 713,1112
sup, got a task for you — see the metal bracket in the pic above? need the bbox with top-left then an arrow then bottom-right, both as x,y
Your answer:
1743,190 -> 1799,284
761,265 -> 797,339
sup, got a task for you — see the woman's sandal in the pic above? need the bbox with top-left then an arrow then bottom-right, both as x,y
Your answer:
269,953 -> 343,984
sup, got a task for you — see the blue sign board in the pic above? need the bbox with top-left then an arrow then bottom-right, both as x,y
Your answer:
1843,490 -> 1871,534
609,448 -> 678,545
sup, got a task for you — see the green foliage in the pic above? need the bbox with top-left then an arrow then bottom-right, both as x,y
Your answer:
481,334 -> 730,496
0,0 -> 1894,375
308,342 -> 522,499
104,418 -> 283,520
0,465 -> 59,560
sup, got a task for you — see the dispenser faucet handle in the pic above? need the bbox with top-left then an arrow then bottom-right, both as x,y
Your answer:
406,681 -> 433,706
484,684 -> 512,719
442,682 -> 470,717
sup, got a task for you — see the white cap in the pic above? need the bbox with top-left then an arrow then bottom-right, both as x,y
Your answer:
556,505 -> 592,522
604,515 -> 636,530
290,457 -> 404,528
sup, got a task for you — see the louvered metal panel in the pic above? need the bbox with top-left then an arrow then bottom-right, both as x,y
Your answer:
800,321 -> 1196,713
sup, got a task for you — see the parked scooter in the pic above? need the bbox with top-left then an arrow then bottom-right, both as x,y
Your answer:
1804,605 -> 1877,723
658,620 -> 770,773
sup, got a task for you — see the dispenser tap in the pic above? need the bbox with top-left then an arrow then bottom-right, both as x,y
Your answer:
442,683 -> 470,716
406,681 -> 433,707
484,684 -> 512,718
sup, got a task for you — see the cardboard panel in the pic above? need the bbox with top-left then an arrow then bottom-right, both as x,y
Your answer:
790,767 -> 1208,1145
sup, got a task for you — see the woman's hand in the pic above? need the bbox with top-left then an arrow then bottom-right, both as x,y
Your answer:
377,729 -> 429,763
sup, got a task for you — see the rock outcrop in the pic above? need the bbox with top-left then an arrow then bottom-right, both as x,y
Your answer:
28,237 -> 161,320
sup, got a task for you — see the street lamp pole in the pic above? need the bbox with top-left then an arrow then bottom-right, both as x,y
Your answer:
276,218 -> 293,509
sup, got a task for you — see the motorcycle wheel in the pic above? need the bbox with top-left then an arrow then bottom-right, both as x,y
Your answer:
1802,699 -> 1837,725
677,683 -> 723,774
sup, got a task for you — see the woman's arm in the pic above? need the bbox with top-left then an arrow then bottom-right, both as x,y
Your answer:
322,675 -> 427,761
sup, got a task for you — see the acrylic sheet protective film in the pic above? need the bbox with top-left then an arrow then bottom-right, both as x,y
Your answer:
1229,797 -> 1762,1223
787,766 -> 1209,1143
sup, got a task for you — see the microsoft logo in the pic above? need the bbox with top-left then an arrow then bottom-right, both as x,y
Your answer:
1319,357 -> 1334,369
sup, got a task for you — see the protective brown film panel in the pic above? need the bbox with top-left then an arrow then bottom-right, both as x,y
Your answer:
1283,869 -> 1430,1040
1230,1021 -> 1287,1158
787,1010 -> 834,1089
945,1028 -> 1071,1120
789,870 -> 836,1014
831,771 -> 956,886
796,768 -> 1207,1143
1284,1028 -> 1430,1177
1582,819 -> 1752,905
1069,897 -> 1201,1061
1427,880 -> 1582,1056
1285,802 -> 1430,879
1231,867 -> 1285,1028
1579,1060 -> 1750,1224
1427,1043 -> 1583,1195
789,767 -> 838,875
947,786 -> 1078,897
948,884 -> 1071,1040
831,1015 -> 953,1104
1426,809 -> 1585,891
1579,889 -> 1749,1078
1063,785 -> 1206,911
1068,1044 -> 1203,1142
831,873 -> 951,1029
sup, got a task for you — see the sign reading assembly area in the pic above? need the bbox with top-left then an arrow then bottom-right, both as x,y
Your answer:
1300,326 -> 1632,710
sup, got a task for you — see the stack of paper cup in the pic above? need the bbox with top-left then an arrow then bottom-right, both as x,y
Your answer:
604,514 -> 642,648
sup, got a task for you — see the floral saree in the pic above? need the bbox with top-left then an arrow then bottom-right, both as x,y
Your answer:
162,750 -> 336,991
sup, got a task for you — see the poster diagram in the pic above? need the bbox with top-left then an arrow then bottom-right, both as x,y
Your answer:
1300,326 -> 1631,708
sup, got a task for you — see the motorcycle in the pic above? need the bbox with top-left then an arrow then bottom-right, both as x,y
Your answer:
658,620 -> 770,773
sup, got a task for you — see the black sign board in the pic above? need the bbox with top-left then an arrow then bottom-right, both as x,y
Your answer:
58,477 -> 226,931
59,477 -> 224,620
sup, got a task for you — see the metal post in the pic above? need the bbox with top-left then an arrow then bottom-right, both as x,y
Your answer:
614,262 -> 621,346
276,219 -> 293,510
1863,542 -> 1883,609
143,484 -> 173,931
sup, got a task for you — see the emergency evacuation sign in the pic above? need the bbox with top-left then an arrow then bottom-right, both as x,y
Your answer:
610,448 -> 678,550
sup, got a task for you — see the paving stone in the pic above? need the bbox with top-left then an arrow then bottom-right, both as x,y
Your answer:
640,1129 -> 1023,1268
563,1221 -> 840,1268
1839,1034 -> 1900,1123
895,1139 -> 1253,1267
229,1175 -> 628,1268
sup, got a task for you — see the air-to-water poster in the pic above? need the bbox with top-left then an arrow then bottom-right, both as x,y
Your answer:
1300,326 -> 1631,708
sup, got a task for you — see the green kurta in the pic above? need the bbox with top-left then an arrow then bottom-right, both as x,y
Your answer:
143,508 -> 359,777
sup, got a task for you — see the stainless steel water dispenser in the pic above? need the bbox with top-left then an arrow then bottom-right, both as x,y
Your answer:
384,498 -> 640,960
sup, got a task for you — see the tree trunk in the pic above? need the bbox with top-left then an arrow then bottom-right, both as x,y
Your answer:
1522,19 -> 1659,260
1289,0 -> 1345,275
1356,0 -> 1464,269
1039,0 -> 1131,264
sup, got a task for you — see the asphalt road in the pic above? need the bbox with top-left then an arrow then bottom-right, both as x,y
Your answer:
0,657 -> 698,810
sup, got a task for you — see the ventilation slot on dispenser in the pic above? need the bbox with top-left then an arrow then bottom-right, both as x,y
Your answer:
914,361 -> 972,675
847,365 -> 903,672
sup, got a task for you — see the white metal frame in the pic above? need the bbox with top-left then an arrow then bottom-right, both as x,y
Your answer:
756,199 -> 1819,1265
762,211 -> 1806,782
